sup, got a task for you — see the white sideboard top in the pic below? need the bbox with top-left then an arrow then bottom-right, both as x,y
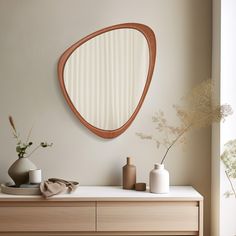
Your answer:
0,186 -> 203,201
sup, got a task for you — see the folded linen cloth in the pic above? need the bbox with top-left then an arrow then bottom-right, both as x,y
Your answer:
40,178 -> 79,198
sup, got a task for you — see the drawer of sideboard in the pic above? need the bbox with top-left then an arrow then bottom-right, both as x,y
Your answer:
97,201 -> 199,232
0,202 -> 95,232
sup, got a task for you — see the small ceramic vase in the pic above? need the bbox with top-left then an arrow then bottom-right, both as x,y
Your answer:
8,157 -> 37,186
149,163 -> 169,193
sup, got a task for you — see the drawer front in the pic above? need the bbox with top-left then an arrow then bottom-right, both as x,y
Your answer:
0,202 -> 95,232
97,201 -> 199,232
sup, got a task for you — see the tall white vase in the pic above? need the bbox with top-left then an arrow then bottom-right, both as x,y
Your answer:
149,163 -> 169,193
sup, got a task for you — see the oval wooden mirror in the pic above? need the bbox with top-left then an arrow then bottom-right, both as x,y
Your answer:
58,23 -> 156,138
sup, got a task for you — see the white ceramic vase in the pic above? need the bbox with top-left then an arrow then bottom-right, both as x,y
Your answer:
149,163 -> 169,193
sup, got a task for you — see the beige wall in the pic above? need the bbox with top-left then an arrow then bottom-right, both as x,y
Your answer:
0,0 -> 212,234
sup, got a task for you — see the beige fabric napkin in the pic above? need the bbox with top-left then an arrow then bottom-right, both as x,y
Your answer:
40,178 -> 79,198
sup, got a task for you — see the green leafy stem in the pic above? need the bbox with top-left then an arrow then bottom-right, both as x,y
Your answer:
9,116 -> 53,159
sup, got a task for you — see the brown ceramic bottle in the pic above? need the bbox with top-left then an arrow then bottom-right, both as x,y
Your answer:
123,157 -> 136,189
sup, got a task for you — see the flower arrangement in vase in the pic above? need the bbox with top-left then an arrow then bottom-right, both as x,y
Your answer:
136,79 -> 233,193
8,116 -> 52,186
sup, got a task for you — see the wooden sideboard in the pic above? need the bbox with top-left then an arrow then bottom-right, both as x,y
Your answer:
0,186 -> 203,236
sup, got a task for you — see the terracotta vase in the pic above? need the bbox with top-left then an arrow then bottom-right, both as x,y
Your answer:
8,157 -> 37,186
149,163 -> 169,193
122,157 -> 136,189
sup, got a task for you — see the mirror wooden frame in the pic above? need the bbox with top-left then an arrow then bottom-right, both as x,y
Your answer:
58,23 -> 156,139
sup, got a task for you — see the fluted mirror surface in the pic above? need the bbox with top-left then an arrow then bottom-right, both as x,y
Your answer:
64,29 -> 148,130
58,23 -> 156,138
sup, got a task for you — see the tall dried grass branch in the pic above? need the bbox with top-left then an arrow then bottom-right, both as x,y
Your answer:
136,79 -> 233,164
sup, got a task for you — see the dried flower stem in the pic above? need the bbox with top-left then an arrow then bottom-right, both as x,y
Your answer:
26,125 -> 33,143
136,79 -> 233,165
8,115 -> 52,159
24,145 -> 41,158
161,124 -> 192,164
225,170 -> 236,198
24,142 -> 53,158
9,116 -> 16,133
